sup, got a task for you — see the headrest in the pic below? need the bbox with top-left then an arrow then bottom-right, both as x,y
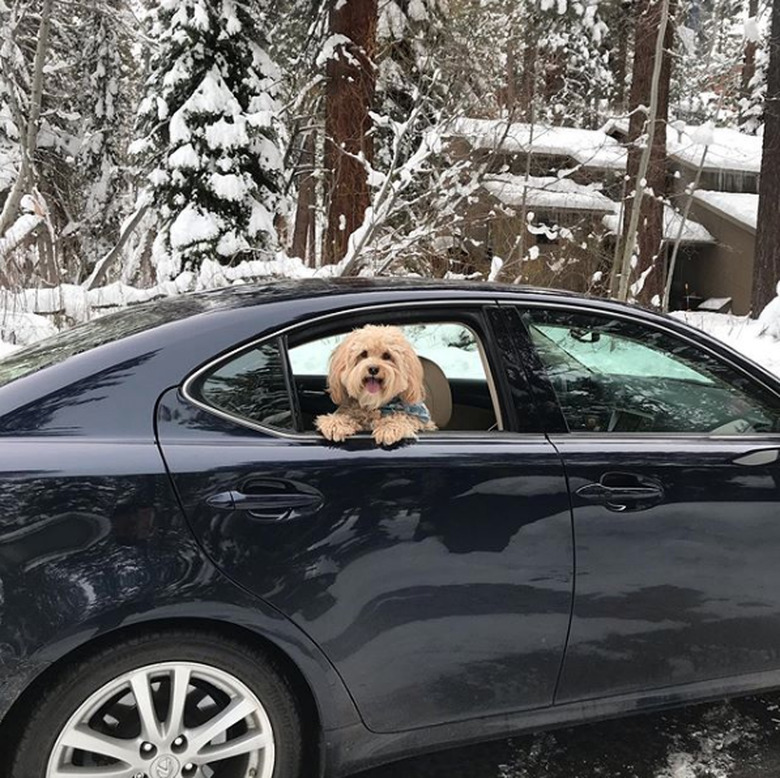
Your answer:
419,356 -> 453,430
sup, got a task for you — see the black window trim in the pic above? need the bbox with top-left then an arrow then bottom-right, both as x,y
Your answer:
181,299 -> 543,442
504,300 -> 780,440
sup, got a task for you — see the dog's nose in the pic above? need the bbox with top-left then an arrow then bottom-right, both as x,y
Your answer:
368,366 -> 379,376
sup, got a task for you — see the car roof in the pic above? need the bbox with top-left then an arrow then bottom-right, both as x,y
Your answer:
175,276 -> 583,308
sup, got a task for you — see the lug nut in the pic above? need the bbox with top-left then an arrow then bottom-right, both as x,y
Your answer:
182,763 -> 197,777
172,734 -> 188,752
139,741 -> 157,758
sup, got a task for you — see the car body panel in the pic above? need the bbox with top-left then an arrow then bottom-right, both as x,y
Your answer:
157,367 -> 574,731
0,436 -> 361,744
496,304 -> 780,701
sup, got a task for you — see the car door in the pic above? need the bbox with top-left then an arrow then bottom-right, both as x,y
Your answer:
156,303 -> 574,733
504,303 -> 780,704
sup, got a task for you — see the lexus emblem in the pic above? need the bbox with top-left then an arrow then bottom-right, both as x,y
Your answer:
150,754 -> 180,778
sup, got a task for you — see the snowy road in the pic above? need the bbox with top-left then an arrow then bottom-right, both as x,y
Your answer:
357,693 -> 780,778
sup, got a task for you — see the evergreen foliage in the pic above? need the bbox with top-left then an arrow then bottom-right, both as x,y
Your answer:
132,0 -> 286,276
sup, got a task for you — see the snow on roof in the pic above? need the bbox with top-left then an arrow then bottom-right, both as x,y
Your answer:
668,125 -> 762,173
603,204 -> 715,244
691,190 -> 759,231
482,174 -> 616,213
448,118 -> 761,173
448,117 -> 622,163
571,144 -> 627,170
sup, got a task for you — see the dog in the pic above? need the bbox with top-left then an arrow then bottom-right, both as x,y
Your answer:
315,325 -> 436,446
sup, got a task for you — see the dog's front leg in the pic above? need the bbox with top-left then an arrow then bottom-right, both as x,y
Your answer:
315,412 -> 362,442
372,413 -> 421,446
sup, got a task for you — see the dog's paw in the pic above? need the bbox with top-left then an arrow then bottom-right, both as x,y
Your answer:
373,425 -> 414,447
316,414 -> 358,442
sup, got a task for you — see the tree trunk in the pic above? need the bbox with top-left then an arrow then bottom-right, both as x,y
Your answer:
323,0 -> 377,265
292,130 -> 317,265
752,0 -> 780,314
618,0 -> 675,306
0,0 -> 54,238
612,1 -> 633,112
505,35 -> 517,111
519,35 -> 536,121
741,0 -> 759,107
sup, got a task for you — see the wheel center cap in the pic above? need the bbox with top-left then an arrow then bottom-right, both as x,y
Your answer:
150,754 -> 180,778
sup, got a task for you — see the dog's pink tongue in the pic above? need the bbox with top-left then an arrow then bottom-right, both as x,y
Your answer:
365,378 -> 381,394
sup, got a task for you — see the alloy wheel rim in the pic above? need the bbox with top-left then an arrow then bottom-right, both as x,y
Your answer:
45,660 -> 275,778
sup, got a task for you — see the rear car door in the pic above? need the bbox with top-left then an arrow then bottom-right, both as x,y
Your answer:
157,302 -> 574,733
504,303 -> 780,704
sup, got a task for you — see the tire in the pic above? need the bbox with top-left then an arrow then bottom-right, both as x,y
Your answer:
11,629 -> 304,778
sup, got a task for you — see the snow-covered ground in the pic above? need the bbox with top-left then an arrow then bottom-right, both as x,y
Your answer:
672,310 -> 780,378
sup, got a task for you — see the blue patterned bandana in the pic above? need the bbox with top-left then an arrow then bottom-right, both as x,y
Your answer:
379,397 -> 432,424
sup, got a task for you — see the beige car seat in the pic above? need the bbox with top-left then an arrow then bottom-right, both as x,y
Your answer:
419,357 -> 452,430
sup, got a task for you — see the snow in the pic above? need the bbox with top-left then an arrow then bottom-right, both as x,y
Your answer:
168,143 -> 200,169
447,118 -> 623,163
209,172 -> 250,201
672,310 -> 780,378
0,340 -> 18,358
758,282 -> 780,339
603,204 -> 714,243
691,190 -> 758,231
0,308 -> 58,346
483,174 -> 616,213
169,204 -> 221,249
745,16 -> 761,42
571,143 -> 627,170
668,125 -> 763,173
316,34 -> 355,68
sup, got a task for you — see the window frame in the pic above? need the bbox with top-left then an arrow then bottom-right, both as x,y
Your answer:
506,302 -> 780,439
182,300 -> 543,442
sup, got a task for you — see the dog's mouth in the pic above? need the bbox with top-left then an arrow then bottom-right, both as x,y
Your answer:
363,376 -> 384,395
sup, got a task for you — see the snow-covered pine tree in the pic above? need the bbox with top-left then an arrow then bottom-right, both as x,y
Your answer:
673,0 -> 748,124
531,0 -> 613,128
132,0 -> 286,278
76,0 -> 134,272
376,0 -> 448,137
740,8 -> 769,133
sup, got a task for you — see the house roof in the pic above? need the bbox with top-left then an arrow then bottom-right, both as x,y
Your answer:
603,204 -> 715,244
691,191 -> 759,232
667,126 -> 762,174
482,173 -> 713,243
482,174 -> 617,213
447,118 -> 622,164
607,119 -> 761,174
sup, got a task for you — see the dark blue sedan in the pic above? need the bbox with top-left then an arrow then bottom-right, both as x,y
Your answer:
1,278 -> 780,778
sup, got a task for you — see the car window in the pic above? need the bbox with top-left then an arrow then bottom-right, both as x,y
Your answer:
189,339 -> 294,431
288,321 -> 502,432
523,309 -> 780,434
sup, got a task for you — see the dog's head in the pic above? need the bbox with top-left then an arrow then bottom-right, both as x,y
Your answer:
327,325 -> 425,410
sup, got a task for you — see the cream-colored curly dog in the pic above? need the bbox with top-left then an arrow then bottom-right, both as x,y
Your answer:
315,325 -> 436,446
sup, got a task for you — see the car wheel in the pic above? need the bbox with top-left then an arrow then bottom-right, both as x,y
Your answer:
12,630 -> 303,778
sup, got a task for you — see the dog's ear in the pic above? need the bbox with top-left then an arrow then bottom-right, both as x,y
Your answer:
399,347 -> 425,405
327,338 -> 350,406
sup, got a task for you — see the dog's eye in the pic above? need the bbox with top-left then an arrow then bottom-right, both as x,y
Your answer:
358,350 -> 368,360
382,352 -> 393,361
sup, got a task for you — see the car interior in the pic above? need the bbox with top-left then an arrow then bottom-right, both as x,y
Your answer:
527,320 -> 780,434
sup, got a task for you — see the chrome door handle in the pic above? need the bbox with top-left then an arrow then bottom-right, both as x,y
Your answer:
576,474 -> 664,512
207,491 -> 321,511
206,480 -> 323,522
